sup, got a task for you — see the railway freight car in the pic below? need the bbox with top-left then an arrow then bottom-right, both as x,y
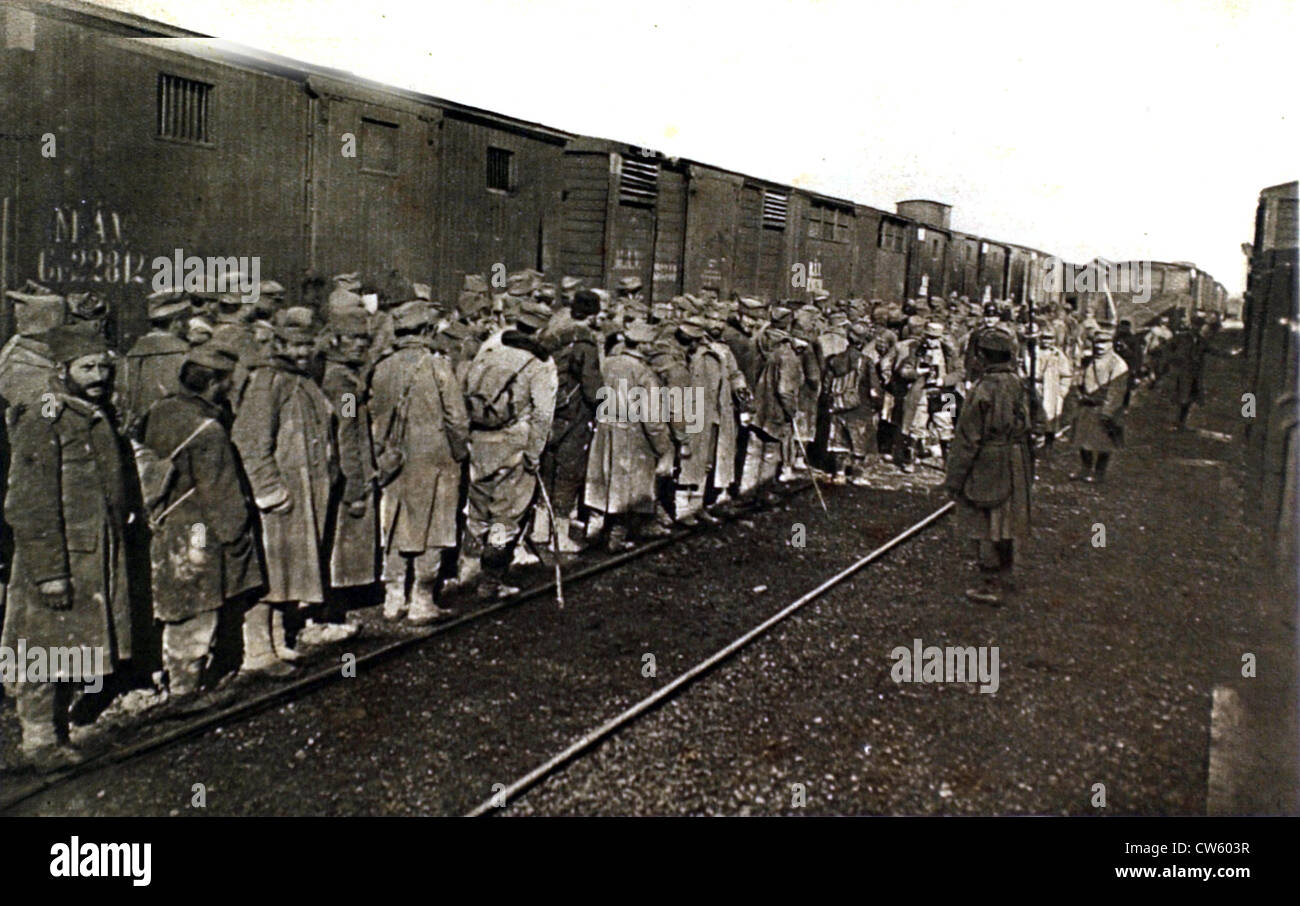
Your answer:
3,0 -> 1224,346
854,204 -> 910,302
1242,180 -> 1298,579
0,0 -> 570,343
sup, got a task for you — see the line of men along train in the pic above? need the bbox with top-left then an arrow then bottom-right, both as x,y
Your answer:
0,266 -> 1222,772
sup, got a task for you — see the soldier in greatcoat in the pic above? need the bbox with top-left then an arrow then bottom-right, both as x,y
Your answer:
117,291 -> 192,431
944,330 -> 1033,605
1163,316 -> 1210,427
1071,327 -> 1129,483
459,300 -> 557,598
825,320 -> 879,483
895,322 -> 961,473
370,300 -> 470,623
678,316 -> 748,523
230,307 -> 338,674
0,288 -> 65,410
137,342 -> 264,701
789,306 -> 824,474
315,309 -> 377,639
537,289 -> 603,553
742,309 -> 803,498
585,320 -> 675,551
2,327 -> 133,770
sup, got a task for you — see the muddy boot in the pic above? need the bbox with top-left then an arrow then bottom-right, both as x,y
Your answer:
408,582 -> 456,626
965,571 -> 1003,606
24,741 -> 85,774
554,516 -> 582,554
167,658 -> 204,698
297,618 -> 359,647
564,516 -> 589,552
382,581 -> 407,621
271,606 -> 301,662
675,489 -> 700,526
606,521 -> 633,553
239,603 -> 294,678
511,543 -> 541,567
455,553 -> 481,589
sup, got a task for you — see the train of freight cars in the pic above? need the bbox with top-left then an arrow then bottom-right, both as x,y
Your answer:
0,0 -> 1226,349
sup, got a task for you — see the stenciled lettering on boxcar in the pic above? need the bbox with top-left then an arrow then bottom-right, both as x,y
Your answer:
37,203 -> 147,286
700,258 -> 724,289
614,247 -> 644,271
652,261 -> 678,284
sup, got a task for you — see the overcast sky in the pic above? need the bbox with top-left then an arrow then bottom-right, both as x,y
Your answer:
93,0 -> 1297,294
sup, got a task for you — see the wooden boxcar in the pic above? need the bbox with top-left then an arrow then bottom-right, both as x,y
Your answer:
1,0 -> 1228,347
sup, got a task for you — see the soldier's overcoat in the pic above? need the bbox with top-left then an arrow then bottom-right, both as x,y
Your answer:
1,388 -> 133,674
944,364 -> 1033,542
585,348 -> 674,514
140,392 -> 264,619
322,356 -> 380,586
117,330 -> 189,428
680,340 -> 746,490
231,358 -> 337,603
370,338 -> 469,553
1073,350 -> 1129,452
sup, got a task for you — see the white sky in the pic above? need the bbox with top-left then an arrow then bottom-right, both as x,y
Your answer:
91,0 -> 1298,294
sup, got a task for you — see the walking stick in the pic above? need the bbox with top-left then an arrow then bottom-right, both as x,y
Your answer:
790,420 -> 829,515
535,478 -> 565,608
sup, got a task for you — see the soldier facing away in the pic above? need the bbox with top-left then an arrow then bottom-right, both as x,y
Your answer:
370,300 -> 469,623
944,329 -> 1033,605
460,300 -> 557,598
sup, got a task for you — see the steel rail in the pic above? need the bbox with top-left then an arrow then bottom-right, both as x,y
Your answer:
465,500 -> 956,816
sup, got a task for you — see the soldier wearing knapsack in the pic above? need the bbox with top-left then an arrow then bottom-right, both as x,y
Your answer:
457,300 -> 557,600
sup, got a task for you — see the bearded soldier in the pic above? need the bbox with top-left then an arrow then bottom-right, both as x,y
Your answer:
370,300 -> 469,622
231,307 -> 338,674
2,326 -> 134,770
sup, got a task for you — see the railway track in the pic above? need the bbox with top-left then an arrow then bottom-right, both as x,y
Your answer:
465,501 -> 954,816
0,480 -> 828,813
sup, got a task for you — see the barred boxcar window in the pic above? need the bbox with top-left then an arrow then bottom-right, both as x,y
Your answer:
762,190 -> 788,230
487,147 -> 514,191
619,157 -> 659,206
879,220 -> 906,252
362,118 -> 398,175
808,201 -> 851,242
157,74 -> 212,144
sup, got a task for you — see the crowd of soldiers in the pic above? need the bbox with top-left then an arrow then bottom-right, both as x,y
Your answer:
0,267 -> 1222,771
